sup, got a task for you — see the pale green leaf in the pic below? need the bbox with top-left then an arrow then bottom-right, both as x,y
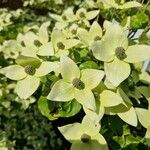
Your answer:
121,1 -> 142,9
47,79 -> 74,102
49,14 -> 62,22
0,65 -> 27,80
71,134 -> 108,150
104,58 -> 130,87
77,28 -> 91,45
24,32 -> 38,46
81,69 -> 104,89
92,134 -> 108,150
100,90 -> 123,107
91,40 -> 114,62
60,56 -> 80,82
125,45 -> 150,63
58,123 -> 83,142
104,78 -> 116,90
118,87 -> 132,105
82,116 -> 100,136
51,29 -> 66,51
139,71 -> 150,84
74,88 -> 96,111
104,23 -> 128,52
21,46 -> 38,58
71,142 -> 90,150
104,104 -> 129,114
38,22 -> 50,44
35,61 -> 60,77
37,42 -> 54,56
83,107 -> 104,124
118,107 -> 137,127
16,75 -> 40,99
89,21 -> 102,40
15,55 -> 41,68
65,39 -> 80,50
136,86 -> 150,101
135,108 -> 150,128
86,10 -> 99,20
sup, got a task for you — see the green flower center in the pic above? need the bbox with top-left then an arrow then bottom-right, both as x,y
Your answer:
57,42 -> 65,50
24,65 -> 36,75
81,134 -> 91,143
72,78 -> 85,90
94,36 -> 101,41
115,47 -> 127,60
79,12 -> 85,18
34,40 -> 42,47
71,29 -> 77,35
62,15 -> 67,21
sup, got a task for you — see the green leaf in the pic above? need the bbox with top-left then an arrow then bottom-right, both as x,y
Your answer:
38,97 -> 81,120
38,96 -> 57,120
16,55 -> 41,68
139,71 -> 150,84
139,31 -> 150,45
136,86 -> 150,101
57,100 -> 81,118
125,135 -> 141,146
131,12 -> 149,29
80,61 -> 99,69
109,116 -> 124,136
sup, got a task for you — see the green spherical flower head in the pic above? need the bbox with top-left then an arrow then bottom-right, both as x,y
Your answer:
71,29 -> 77,35
24,65 -> 36,75
72,78 -> 85,90
79,12 -> 85,18
115,47 -> 127,60
34,40 -> 42,47
21,41 -> 25,47
94,36 -> 101,41
81,134 -> 91,143
57,42 -> 65,50
62,15 -> 67,21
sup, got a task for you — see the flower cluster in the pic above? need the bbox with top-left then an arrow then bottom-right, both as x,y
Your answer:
0,1 -> 150,149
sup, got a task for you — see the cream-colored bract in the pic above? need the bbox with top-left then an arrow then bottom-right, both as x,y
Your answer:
97,0 -> 142,9
91,21 -> 150,87
77,21 -> 102,47
47,56 -> 104,111
0,61 -> 60,99
58,115 -> 108,150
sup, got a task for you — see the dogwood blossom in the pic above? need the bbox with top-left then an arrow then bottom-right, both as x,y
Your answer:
58,116 -> 108,150
47,56 -> 104,110
0,56 -> 59,99
91,21 -> 150,86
